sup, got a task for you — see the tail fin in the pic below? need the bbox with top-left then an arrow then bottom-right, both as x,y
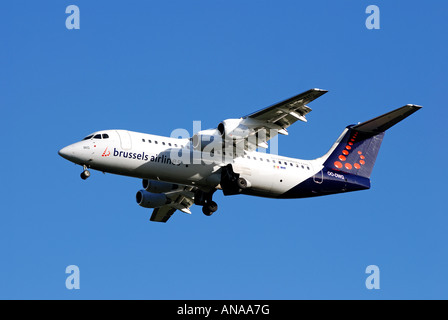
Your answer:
322,104 -> 422,178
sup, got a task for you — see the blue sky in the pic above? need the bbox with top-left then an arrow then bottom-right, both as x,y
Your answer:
0,0 -> 446,299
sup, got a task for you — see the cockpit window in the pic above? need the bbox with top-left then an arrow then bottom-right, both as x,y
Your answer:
102,134 -> 109,139
83,135 -> 93,140
93,134 -> 102,139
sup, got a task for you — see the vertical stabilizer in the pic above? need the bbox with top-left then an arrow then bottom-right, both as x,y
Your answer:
322,105 -> 421,178
323,128 -> 385,178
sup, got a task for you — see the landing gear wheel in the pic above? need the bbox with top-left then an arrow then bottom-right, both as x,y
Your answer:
237,178 -> 248,189
202,201 -> 218,216
80,170 -> 90,180
206,201 -> 218,213
202,206 -> 213,216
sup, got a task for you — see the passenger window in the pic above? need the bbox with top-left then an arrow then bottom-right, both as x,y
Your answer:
148,140 -> 152,143
174,144 -> 178,147
162,142 -> 166,145
142,139 -> 145,142
290,163 -> 293,166
155,141 -> 158,144
267,159 -> 270,162
168,143 -> 172,146
260,158 -> 263,161
102,134 -> 109,139
278,161 -> 282,164
93,134 -> 102,139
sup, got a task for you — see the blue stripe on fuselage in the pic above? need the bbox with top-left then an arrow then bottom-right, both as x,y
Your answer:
278,167 -> 371,199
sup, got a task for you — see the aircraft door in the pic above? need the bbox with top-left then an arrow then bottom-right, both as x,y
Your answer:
116,130 -> 132,150
312,165 -> 324,184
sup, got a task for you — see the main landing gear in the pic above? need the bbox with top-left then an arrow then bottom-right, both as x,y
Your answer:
195,164 -> 250,217
202,201 -> 218,216
80,165 -> 91,180
194,189 -> 218,217
220,164 -> 248,195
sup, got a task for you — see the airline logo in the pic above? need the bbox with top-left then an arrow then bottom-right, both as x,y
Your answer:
333,131 -> 366,171
113,148 -> 149,161
102,147 -> 111,157
112,148 -> 180,166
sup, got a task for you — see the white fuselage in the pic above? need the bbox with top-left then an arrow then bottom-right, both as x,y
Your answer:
59,130 -> 325,198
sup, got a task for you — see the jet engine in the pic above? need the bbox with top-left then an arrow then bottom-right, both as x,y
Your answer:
142,179 -> 179,193
192,129 -> 222,151
217,119 -> 251,140
136,190 -> 171,208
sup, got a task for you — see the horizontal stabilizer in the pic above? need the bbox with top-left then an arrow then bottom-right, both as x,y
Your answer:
352,104 -> 422,134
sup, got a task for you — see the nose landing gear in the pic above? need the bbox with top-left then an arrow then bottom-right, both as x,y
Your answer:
80,165 -> 91,180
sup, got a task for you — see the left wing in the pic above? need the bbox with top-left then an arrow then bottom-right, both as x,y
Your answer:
150,206 -> 176,223
150,186 -> 196,223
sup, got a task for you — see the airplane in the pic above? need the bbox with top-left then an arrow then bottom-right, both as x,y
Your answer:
58,89 -> 421,222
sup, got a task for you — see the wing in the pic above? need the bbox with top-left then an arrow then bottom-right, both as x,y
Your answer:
245,88 -> 328,127
150,206 -> 176,223
149,185 -> 196,223
241,88 -> 327,151
192,89 -> 327,154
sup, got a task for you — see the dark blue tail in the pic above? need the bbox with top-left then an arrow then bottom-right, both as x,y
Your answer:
323,104 -> 421,178
280,105 -> 421,199
323,128 -> 385,178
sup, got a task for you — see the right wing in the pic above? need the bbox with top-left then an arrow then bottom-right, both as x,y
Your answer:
245,88 -> 328,128
241,88 -> 328,151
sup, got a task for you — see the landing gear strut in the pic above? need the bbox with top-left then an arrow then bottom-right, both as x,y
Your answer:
80,165 -> 91,180
195,189 -> 218,217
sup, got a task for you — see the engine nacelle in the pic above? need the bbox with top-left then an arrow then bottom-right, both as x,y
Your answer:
192,129 -> 222,151
218,119 -> 251,140
136,190 -> 171,208
142,179 -> 179,193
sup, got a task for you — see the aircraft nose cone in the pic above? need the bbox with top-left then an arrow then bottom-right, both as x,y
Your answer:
58,146 -> 72,160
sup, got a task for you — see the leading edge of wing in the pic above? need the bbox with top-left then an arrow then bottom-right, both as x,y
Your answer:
244,88 -> 328,120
